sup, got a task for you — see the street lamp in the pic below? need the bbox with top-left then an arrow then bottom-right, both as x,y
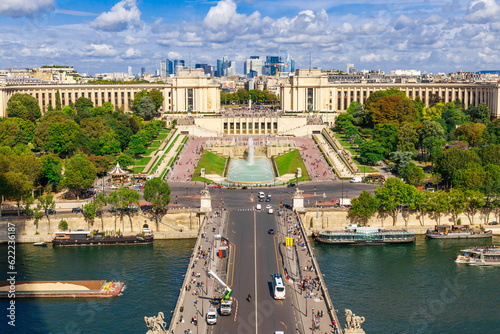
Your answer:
312,307 -> 315,333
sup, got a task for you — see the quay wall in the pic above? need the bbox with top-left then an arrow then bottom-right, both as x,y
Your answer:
299,208 -> 500,234
0,209 -> 203,243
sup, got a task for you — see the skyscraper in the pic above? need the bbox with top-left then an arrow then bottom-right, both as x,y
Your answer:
128,66 -> 132,76
244,57 -> 262,77
160,61 -> 166,77
166,59 -> 173,75
141,67 -> 146,76
174,59 -> 185,75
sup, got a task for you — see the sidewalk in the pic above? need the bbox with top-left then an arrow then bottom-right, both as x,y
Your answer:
168,209 -> 227,333
276,208 -> 343,334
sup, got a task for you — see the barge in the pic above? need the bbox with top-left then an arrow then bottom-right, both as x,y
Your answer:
455,246 -> 500,266
0,280 -> 125,298
52,230 -> 153,246
313,225 -> 416,245
425,225 -> 492,239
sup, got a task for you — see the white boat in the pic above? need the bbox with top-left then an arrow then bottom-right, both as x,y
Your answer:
33,242 -> 47,247
455,246 -> 500,266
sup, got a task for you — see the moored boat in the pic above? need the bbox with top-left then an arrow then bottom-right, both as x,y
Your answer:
313,224 -> 416,245
33,242 -> 47,247
455,246 -> 500,266
0,280 -> 125,298
52,230 -> 153,246
425,225 -> 492,239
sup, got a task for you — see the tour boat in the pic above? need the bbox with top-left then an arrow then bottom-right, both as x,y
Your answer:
455,246 -> 500,266
425,225 -> 492,239
52,230 -> 153,246
313,225 -> 416,245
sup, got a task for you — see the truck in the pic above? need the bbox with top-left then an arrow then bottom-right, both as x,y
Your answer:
208,269 -> 233,315
350,176 -> 363,183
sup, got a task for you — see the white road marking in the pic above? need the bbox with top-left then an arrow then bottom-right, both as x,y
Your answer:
254,210 -> 258,334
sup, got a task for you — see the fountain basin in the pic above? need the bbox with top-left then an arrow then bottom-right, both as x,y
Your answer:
227,157 -> 275,183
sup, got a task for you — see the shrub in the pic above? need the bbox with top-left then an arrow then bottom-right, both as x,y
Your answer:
58,219 -> 68,231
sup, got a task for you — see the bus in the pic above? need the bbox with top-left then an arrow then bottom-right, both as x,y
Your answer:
272,273 -> 285,300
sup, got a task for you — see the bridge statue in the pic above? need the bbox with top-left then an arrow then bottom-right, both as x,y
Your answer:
144,312 -> 167,334
344,309 -> 366,334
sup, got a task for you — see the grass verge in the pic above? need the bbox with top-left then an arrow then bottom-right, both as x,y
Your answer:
275,149 -> 310,181
192,151 -> 227,181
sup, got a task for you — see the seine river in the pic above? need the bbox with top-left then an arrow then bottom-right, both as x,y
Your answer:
1,236 -> 499,333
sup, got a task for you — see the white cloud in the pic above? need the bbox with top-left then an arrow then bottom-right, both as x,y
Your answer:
85,44 -> 118,57
0,0 -> 54,17
204,0 -> 241,30
123,47 -> 141,58
91,0 -> 142,32
422,14 -> 442,25
124,35 -> 146,45
394,15 -> 414,30
360,53 -> 382,62
464,0 -> 500,23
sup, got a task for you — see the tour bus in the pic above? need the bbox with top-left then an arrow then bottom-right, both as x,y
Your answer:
272,273 -> 286,300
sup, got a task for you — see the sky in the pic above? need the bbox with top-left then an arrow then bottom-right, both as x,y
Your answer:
1,0 -> 500,75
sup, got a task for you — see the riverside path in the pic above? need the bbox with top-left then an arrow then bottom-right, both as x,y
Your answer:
167,198 -> 343,333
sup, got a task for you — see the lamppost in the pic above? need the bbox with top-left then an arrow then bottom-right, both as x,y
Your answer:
186,187 -> 188,196
312,307 -> 315,333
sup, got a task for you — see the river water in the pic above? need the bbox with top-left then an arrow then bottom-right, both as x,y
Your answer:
1,236 -> 499,333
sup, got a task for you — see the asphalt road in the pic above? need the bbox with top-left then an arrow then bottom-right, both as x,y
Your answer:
209,208 -> 296,334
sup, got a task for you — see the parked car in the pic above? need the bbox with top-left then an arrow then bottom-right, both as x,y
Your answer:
268,229 -> 275,234
266,205 -> 272,210
265,197 -> 271,202
287,183 -> 296,188
109,185 -> 117,189
212,185 -> 221,189
242,186 -> 248,190
489,221 -> 498,225
46,209 -> 56,215
72,208 -> 83,213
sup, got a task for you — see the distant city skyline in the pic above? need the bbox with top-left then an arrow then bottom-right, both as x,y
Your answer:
1,0 -> 500,74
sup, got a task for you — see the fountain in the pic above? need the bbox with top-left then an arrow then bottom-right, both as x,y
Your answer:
248,138 -> 254,166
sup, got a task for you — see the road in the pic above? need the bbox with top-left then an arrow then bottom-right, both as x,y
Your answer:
209,208 -> 297,334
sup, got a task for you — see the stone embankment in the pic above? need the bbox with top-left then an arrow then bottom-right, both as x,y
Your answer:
0,209 -> 204,243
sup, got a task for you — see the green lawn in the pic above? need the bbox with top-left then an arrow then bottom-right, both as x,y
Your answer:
275,150 -> 310,181
352,157 -> 378,173
134,156 -> 152,166
192,151 -> 227,181
156,130 -> 171,141
332,132 -> 358,154
148,141 -> 162,148
144,147 -> 156,156
132,166 -> 144,173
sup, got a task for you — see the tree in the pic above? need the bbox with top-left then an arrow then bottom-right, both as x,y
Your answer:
433,147 -> 480,187
448,188 -> 466,224
0,117 -> 36,147
427,190 -> 450,225
55,90 -> 62,110
236,89 -> 249,103
40,154 -> 63,187
116,187 -> 140,233
74,97 -> 94,113
148,89 -> 164,111
83,202 -> 96,230
94,193 -> 107,230
334,113 -> 354,132
358,141 -> 386,165
63,154 -> 97,199
10,154 -> 43,189
454,122 -> 486,146
136,96 -> 156,120
400,162 -> 425,186
350,190 -> 379,226
373,123 -> 398,153
61,106 -> 76,118
375,178 -> 412,226
417,120 -> 445,158
468,103 -> 490,124
463,190 -> 485,225
3,171 -> 33,216
33,113 -> 86,155
389,151 -> 414,174
396,122 -> 418,152
408,190 -> 431,226
38,192 -> 56,231
144,178 -> 171,231
452,162 -> 486,191
6,93 -> 42,122
114,153 -> 134,169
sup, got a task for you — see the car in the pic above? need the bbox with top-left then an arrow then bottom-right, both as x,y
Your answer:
268,229 -> 275,234
259,198 -> 264,202
268,208 -> 274,214
242,186 -> 248,190
267,194 -> 272,198
287,183 -> 296,188
265,197 -> 271,202
256,204 -> 262,210
46,209 -> 56,215
139,186 -> 144,189
212,185 -> 221,189
72,208 -> 83,213
266,205 -> 272,210
228,186 -> 236,190
206,308 -> 217,325
109,185 -> 117,189
489,221 -> 498,225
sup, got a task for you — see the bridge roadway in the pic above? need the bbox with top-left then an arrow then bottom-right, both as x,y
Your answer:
209,209 -> 297,333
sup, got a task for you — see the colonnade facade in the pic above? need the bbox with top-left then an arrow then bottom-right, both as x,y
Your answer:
0,69 -> 219,117
222,117 -> 279,135
281,69 -> 500,118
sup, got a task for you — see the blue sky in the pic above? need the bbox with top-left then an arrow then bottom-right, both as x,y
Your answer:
1,0 -> 500,74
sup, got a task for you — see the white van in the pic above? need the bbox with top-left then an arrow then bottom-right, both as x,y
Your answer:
258,192 -> 265,199
206,308 -> 217,325
350,176 -> 363,183
272,273 -> 285,299
256,204 -> 262,210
